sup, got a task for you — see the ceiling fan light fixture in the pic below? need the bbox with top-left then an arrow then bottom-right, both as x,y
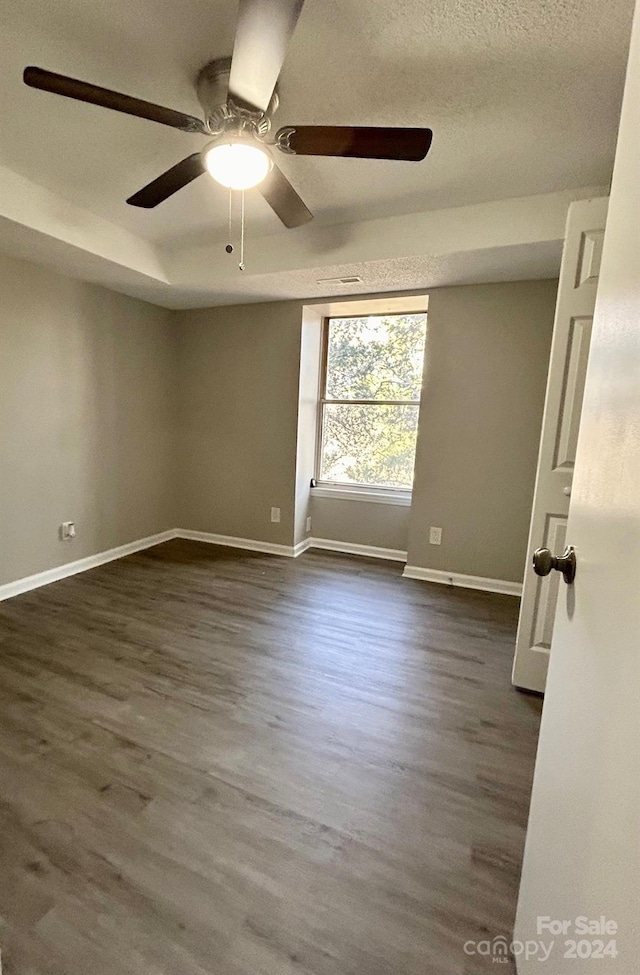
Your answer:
203,138 -> 271,190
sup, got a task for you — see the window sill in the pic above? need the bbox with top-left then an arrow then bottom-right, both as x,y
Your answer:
311,485 -> 412,506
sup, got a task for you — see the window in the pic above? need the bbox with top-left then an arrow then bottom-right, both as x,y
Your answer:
316,312 -> 427,493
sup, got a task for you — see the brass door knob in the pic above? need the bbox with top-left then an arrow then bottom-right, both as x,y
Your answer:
533,545 -> 576,584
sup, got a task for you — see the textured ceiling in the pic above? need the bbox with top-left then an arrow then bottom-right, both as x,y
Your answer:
0,0 -> 633,305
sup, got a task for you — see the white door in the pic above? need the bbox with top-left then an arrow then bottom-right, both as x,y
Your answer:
512,195 -> 608,692
514,3 -> 640,971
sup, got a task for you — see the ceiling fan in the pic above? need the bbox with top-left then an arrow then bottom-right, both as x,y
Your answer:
23,0 -> 433,229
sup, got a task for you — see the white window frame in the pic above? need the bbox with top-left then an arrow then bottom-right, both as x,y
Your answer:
314,311 -> 427,504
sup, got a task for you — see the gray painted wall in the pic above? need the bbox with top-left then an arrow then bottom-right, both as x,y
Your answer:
310,497 -> 411,552
0,254 -> 555,589
0,254 -> 176,585
407,280 -> 557,581
175,280 -> 556,580
175,301 -> 302,546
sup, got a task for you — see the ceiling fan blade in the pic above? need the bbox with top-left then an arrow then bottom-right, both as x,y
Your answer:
229,0 -> 305,112
259,162 -> 313,228
24,66 -> 206,134
127,154 -> 206,208
276,126 -> 433,161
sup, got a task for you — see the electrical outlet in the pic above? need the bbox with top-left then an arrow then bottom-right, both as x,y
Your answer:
270,507 -> 281,523
306,516 -> 312,533
429,526 -> 442,545
60,521 -> 76,541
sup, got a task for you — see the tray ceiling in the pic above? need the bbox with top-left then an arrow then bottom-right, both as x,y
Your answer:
0,0 -> 633,305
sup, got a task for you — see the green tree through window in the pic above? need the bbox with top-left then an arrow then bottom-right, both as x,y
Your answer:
319,313 -> 427,489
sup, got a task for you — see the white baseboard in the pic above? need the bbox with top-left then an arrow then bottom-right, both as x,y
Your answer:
0,529 -> 178,602
304,537 -> 407,562
177,533 -> 406,562
402,564 -> 522,596
175,529 -> 298,558
0,528 -> 520,603
176,533 -> 407,563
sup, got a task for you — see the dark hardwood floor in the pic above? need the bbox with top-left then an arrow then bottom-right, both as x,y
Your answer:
0,540 -> 542,975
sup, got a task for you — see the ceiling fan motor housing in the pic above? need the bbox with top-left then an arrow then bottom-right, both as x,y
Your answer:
196,57 -> 278,137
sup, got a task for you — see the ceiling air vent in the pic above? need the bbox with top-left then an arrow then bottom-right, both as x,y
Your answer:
316,275 -> 363,286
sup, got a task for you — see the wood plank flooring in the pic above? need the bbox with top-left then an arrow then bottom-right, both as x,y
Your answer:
0,540 -> 542,975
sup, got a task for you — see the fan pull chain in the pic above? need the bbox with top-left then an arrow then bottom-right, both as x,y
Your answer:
223,190 -> 247,271
225,187 -> 233,254
239,190 -> 246,271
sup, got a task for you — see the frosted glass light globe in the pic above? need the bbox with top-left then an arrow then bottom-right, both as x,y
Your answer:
203,141 -> 271,190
